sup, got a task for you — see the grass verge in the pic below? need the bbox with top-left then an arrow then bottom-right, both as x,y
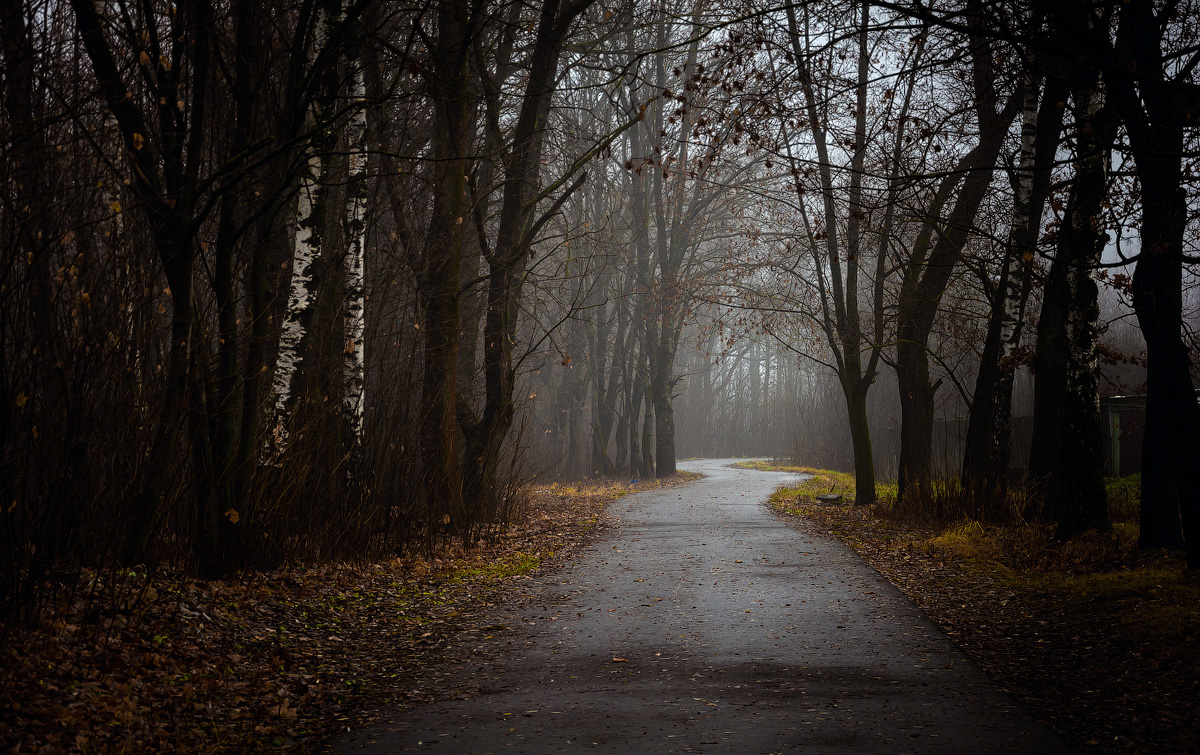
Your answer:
734,460 -> 897,504
753,464 -> 1198,754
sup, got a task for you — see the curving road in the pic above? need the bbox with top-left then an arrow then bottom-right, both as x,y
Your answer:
332,459 -> 1062,753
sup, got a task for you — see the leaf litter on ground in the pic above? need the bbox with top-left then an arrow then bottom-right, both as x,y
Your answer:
1,473 -> 699,754
758,464 -> 1199,755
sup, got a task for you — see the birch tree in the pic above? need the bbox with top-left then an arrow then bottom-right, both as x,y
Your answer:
342,20 -> 368,446
272,1 -> 339,449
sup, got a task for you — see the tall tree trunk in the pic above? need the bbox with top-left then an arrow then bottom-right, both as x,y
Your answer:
963,73 -> 1040,491
787,2 -> 885,504
641,385 -> 656,479
894,40 -> 1019,501
71,0 -> 211,563
1134,196 -> 1199,559
422,0 -> 471,531
271,2 -> 337,449
342,24 -> 368,450
844,381 -> 874,502
199,0 -> 263,572
978,77 -> 1066,490
590,270 -> 614,476
650,326 -> 678,477
1028,74 -> 1115,538
462,0 -> 596,513
1106,0 -> 1200,564
3,0 -> 92,566
628,366 -> 646,479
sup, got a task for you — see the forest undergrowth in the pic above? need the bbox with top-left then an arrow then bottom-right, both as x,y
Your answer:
0,474 -> 698,755
750,461 -> 1200,754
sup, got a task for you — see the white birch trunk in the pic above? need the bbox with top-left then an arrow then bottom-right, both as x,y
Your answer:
271,4 -> 333,449
342,34 -> 367,443
997,73 -> 1040,360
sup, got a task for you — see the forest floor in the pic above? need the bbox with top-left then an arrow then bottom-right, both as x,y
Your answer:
0,473 -> 698,755
746,461 -> 1200,755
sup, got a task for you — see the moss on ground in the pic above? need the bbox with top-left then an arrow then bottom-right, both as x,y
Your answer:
737,460 -> 897,504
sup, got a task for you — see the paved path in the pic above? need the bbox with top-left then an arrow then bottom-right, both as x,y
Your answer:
332,459 -> 1062,753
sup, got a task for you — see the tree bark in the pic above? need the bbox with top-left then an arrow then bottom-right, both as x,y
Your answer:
71,0 -> 211,563
963,72 -> 1066,492
421,0 -> 473,531
1028,72 -> 1115,538
342,22 -> 368,449
894,15 -> 1019,502
462,0 -> 597,513
786,2 -> 887,504
1105,0 -> 1200,564
271,1 -> 338,449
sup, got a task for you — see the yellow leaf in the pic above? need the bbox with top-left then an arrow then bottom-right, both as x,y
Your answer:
110,200 -> 122,214
139,50 -> 150,65
529,392 -> 537,399
132,133 -> 144,150
442,514 -> 451,525
15,393 -> 29,409
225,508 -> 240,524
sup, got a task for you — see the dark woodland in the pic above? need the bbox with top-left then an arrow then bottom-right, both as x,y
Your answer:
2,0 -> 1199,750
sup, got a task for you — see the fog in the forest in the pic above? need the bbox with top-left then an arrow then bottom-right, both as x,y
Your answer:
3,0 -> 1199,585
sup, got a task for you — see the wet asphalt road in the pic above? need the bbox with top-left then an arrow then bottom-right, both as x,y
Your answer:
332,459 -> 1063,754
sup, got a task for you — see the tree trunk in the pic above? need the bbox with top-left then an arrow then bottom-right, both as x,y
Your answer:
893,5 -> 1020,503
421,1 -> 472,531
629,369 -> 646,479
2,0 -> 88,564
342,25 -> 368,449
1106,0 -> 1200,564
271,2 -> 337,449
985,78 -> 1067,489
1028,74 -> 1114,538
1131,175 -> 1194,554
590,271 -> 614,476
71,0 -> 211,563
1134,235 -> 1199,560
462,0 -> 595,514
653,394 -> 676,477
963,74 -> 1040,491
651,329 -> 677,477
786,2 -> 883,504
896,344 -> 935,502
844,381 -> 874,504
641,355 -> 656,479
895,126 -> 1017,501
